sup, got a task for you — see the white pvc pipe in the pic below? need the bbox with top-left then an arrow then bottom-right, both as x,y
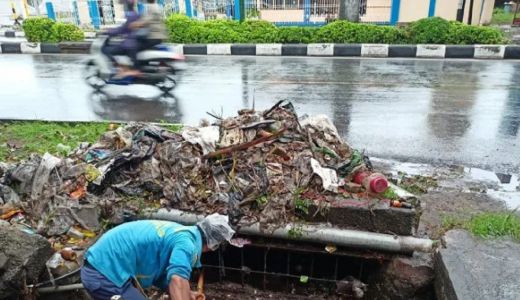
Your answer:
37,283 -> 84,293
147,209 -> 433,253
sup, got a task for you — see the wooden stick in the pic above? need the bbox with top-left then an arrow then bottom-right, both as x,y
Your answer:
203,127 -> 287,159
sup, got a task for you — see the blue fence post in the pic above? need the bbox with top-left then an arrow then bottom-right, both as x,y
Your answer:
390,0 -> 401,25
428,0 -> 436,17
72,0 -> 80,25
88,0 -> 101,29
303,0 -> 310,23
185,0 -> 192,17
45,2 -> 56,21
137,2 -> 145,14
226,0 -> 231,18
233,0 -> 240,20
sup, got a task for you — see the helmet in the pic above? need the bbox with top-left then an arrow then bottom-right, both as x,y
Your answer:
197,214 -> 235,250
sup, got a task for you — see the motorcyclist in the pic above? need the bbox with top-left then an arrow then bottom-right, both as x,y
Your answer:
102,0 -> 142,78
103,0 -> 168,78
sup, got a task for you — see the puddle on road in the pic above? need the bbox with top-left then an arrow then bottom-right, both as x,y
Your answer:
371,158 -> 520,210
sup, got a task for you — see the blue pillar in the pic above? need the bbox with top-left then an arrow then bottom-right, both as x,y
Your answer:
226,0 -> 231,18
137,2 -> 145,14
72,1 -> 80,25
46,2 -> 56,21
88,0 -> 101,29
158,0 -> 165,6
303,0 -> 310,23
175,0 -> 179,12
233,0 -> 240,20
184,0 -> 192,17
390,0 -> 400,25
428,0 -> 436,17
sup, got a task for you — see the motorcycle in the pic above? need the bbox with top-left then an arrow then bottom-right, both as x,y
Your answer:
84,36 -> 184,93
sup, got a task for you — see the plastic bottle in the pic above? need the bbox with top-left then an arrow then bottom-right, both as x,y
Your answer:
353,172 -> 388,194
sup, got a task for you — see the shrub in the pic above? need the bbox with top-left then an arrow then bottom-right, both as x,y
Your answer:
23,17 -> 55,42
241,20 -> 278,43
406,17 -> 451,44
50,23 -> 84,42
163,15 -> 504,45
315,21 -> 404,44
276,27 -> 317,43
23,17 -> 83,42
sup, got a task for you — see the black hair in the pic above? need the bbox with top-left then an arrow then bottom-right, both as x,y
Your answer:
196,225 -> 207,247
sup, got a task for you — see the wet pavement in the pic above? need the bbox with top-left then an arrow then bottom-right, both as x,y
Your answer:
0,54 -> 519,174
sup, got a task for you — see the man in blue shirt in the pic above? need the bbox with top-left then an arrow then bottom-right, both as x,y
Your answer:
81,214 -> 235,300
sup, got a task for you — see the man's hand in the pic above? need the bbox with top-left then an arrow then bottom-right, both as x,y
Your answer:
190,291 -> 205,300
169,275 -> 191,300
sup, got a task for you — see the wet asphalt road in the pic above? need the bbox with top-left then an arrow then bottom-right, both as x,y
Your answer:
0,54 -> 519,173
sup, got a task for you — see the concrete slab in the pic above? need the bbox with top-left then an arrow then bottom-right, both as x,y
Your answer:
307,198 -> 419,236
183,44 -> 207,55
333,44 -> 362,56
207,44 -> 231,55
20,42 -> 40,54
417,45 -> 446,58
231,44 -> 256,55
474,45 -> 505,59
307,43 -> 334,56
361,44 -> 389,57
256,44 -> 282,56
435,230 -> 520,300
281,44 -> 307,56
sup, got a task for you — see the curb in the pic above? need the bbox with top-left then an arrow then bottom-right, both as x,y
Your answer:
0,30 -> 96,39
1,42 -> 519,59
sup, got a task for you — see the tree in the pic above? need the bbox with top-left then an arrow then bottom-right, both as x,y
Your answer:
339,0 -> 360,22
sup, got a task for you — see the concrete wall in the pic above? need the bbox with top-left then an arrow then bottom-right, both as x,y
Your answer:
435,0 -> 458,20
261,9 -> 304,22
399,0 -> 429,23
360,0 -> 391,23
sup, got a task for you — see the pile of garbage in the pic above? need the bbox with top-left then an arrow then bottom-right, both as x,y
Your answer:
0,101 -> 409,240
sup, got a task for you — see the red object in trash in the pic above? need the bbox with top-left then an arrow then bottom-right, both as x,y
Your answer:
353,172 -> 388,194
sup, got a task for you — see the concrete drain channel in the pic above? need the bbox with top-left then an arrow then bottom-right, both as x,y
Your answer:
200,237 -> 388,298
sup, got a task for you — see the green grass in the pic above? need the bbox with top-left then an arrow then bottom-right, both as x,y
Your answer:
491,8 -> 514,25
0,121 -> 110,162
382,187 -> 400,200
442,212 -> 520,242
467,212 -> 520,241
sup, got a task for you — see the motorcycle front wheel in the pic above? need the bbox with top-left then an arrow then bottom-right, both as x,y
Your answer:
85,60 -> 107,90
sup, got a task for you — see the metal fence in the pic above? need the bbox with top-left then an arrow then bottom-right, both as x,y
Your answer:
34,0 -> 393,28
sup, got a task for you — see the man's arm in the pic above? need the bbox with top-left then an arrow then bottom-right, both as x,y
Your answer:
169,275 -> 191,300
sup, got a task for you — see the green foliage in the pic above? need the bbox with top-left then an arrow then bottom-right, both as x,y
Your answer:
50,22 -> 84,42
164,15 -> 504,45
468,212 -> 520,241
288,224 -> 304,238
22,17 -> 84,42
407,17 -> 451,44
315,21 -> 405,44
407,17 -> 506,44
276,27 -> 317,43
23,17 -> 55,42
491,8 -> 514,25
381,187 -> 399,200
0,121 -> 109,162
256,195 -> 268,207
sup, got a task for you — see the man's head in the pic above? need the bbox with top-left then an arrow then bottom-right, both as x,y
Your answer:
196,213 -> 235,252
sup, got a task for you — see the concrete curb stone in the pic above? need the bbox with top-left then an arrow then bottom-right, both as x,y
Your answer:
504,45 -> 520,59
388,45 -> 417,57
183,44 -> 207,55
445,45 -> 475,58
231,44 -> 256,56
0,43 -> 21,53
281,44 -> 308,56
333,44 -> 362,56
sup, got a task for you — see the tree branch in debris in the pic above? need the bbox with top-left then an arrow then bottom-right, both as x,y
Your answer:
202,127 -> 287,159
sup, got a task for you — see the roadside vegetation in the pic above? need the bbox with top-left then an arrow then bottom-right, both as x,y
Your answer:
0,122 -> 109,161
0,121 -> 182,162
443,211 -> 520,242
491,8 -> 514,25
166,15 -> 506,44
22,15 -> 506,45
23,17 -> 84,42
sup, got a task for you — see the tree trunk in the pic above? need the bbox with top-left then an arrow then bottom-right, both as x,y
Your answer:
339,0 -> 360,22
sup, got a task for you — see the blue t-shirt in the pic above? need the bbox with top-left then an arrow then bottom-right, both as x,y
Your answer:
85,220 -> 202,289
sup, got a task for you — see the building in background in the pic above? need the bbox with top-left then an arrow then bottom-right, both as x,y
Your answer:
0,0 -> 496,27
